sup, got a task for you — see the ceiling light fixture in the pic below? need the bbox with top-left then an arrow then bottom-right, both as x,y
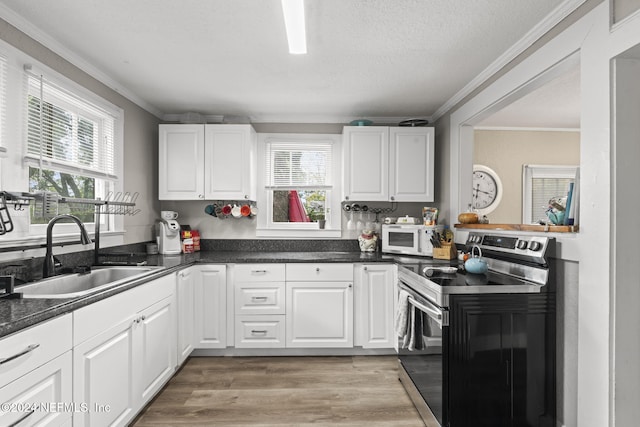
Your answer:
281,0 -> 307,54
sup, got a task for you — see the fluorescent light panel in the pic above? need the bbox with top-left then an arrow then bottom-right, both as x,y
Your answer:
281,0 -> 307,54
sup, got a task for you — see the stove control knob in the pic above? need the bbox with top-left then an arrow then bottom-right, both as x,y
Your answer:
517,240 -> 529,250
528,241 -> 542,251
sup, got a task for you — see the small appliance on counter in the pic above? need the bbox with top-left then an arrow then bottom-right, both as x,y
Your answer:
381,224 -> 444,257
156,210 -> 181,255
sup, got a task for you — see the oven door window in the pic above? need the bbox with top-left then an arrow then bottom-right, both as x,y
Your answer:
388,231 -> 417,249
398,300 -> 446,425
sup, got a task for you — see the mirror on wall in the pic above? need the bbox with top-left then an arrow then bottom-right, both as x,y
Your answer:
470,61 -> 581,224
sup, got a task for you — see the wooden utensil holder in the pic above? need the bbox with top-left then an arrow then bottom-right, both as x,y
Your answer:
433,242 -> 457,260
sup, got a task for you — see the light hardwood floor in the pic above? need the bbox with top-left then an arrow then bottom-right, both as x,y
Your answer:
131,356 -> 425,426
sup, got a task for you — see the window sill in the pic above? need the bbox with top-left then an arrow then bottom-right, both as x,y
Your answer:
0,230 -> 124,261
256,228 -> 341,239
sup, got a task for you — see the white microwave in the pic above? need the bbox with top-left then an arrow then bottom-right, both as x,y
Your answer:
381,224 -> 443,257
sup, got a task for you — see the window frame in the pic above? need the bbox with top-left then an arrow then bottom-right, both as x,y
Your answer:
522,164 -> 578,224
256,133 -> 342,238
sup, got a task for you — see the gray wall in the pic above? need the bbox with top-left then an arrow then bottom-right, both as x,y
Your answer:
0,18 -> 161,244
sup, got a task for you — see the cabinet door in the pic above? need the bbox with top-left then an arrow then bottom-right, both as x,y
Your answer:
0,352 -> 72,427
357,264 -> 395,349
159,124 -> 205,200
389,127 -> 434,202
177,268 -> 195,364
343,126 -> 389,201
194,265 -> 227,348
286,282 -> 353,348
136,296 -> 176,405
73,314 -> 137,427
204,124 -> 257,201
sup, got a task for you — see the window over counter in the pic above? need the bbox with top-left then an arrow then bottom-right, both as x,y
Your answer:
256,133 -> 342,238
0,38 -> 124,242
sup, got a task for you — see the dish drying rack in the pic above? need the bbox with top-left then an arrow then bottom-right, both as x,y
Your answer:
0,191 -> 140,264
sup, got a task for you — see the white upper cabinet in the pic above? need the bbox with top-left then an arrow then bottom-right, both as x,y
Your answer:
159,124 -> 205,200
204,124 -> 257,201
343,126 -> 389,201
158,124 -> 257,201
389,127 -> 435,202
343,126 -> 434,202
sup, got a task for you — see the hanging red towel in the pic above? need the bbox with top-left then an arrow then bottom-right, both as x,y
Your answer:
288,190 -> 310,222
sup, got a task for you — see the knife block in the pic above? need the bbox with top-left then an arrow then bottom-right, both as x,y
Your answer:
433,242 -> 457,260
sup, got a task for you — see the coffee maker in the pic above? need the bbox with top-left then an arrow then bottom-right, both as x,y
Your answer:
156,211 -> 181,255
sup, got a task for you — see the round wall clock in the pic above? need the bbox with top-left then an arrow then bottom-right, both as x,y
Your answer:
472,164 -> 503,215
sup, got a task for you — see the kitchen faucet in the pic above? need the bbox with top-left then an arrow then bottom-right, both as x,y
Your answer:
43,214 -> 92,278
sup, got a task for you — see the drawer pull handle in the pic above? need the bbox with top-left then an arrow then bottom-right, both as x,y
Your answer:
251,296 -> 268,301
0,343 -> 40,366
251,330 -> 268,335
8,409 -> 35,427
251,270 -> 267,274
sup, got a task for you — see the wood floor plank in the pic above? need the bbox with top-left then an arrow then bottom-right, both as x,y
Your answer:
131,355 -> 424,426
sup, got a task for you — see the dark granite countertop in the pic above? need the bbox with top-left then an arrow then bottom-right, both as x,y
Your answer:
0,250 -> 403,339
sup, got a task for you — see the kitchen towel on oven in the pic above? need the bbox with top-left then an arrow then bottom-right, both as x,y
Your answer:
407,305 -> 425,351
396,289 -> 410,339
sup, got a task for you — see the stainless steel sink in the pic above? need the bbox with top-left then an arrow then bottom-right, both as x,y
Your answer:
17,266 -> 163,299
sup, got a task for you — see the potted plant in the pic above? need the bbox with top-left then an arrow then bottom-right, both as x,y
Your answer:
308,209 -> 326,229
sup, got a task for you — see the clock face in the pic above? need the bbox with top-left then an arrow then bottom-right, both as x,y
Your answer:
472,165 -> 502,214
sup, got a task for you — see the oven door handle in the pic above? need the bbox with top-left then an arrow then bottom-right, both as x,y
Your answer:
407,295 -> 448,327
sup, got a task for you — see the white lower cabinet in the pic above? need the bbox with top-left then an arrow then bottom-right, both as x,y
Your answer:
355,264 -> 396,349
285,263 -> 354,348
73,313 -> 137,427
194,265 -> 227,349
72,273 -> 176,427
286,281 -> 353,347
0,314 -> 72,427
0,351 -> 72,427
177,267 -> 195,364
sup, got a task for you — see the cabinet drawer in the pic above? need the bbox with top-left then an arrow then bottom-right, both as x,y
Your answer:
235,264 -> 285,282
0,351 -> 72,427
0,314 -> 72,388
286,263 -> 354,281
234,315 -> 285,348
235,282 -> 285,315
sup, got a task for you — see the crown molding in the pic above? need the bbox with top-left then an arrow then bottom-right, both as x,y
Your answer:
474,126 -> 580,132
431,0 -> 588,123
246,114 -> 432,125
0,4 -> 164,118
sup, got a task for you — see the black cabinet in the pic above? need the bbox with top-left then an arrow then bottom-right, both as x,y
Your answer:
447,294 -> 555,427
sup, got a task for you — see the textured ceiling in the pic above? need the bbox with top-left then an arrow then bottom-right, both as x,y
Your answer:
0,0 -> 572,124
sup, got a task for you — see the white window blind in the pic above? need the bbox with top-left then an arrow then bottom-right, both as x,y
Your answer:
265,141 -> 333,189
522,165 -> 578,223
24,72 -> 117,180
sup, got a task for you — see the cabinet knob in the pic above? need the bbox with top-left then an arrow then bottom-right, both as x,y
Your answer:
390,196 -> 395,201
345,196 -> 350,201
244,195 -> 249,199
316,267 -> 320,272
364,266 -> 368,271
348,283 -> 353,288
199,194 -> 204,199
